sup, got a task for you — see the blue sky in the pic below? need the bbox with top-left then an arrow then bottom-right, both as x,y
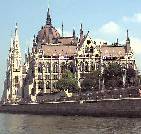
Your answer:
0,0 -> 141,97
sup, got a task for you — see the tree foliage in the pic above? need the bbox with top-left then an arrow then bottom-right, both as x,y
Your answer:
81,69 -> 101,92
103,63 -> 124,89
81,62 -> 137,92
126,67 -> 136,86
56,70 -> 79,93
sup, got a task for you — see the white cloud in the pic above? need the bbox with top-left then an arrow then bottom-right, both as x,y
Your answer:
99,21 -> 120,35
56,27 -> 72,37
123,13 -> 141,23
130,37 -> 141,54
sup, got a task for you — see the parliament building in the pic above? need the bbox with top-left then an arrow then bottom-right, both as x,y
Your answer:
2,8 -> 137,103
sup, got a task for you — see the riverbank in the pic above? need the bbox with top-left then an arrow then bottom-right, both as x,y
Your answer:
1,98 -> 141,117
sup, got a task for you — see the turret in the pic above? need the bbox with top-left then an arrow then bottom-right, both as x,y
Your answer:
125,29 -> 131,53
46,8 -> 52,25
62,21 -> 64,37
73,28 -> 76,38
4,23 -> 23,103
13,23 -> 22,69
80,23 -> 83,42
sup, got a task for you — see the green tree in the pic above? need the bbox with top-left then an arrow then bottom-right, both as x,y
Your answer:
81,69 -> 101,92
103,63 -> 124,89
126,67 -> 136,86
56,70 -> 79,93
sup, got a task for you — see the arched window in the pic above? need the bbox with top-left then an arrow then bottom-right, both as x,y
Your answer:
60,62 -> 66,73
46,62 -> 51,73
15,76 -> 19,83
85,62 -> 89,72
85,47 -> 89,53
53,82 -> 57,89
91,62 -> 95,71
38,81 -> 44,89
68,62 -> 74,73
80,62 -> 84,72
46,81 -> 50,89
38,63 -> 43,73
31,88 -> 36,96
53,62 -> 58,73
90,46 -> 94,53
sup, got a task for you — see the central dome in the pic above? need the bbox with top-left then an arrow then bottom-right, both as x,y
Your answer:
37,25 -> 60,44
36,8 -> 60,44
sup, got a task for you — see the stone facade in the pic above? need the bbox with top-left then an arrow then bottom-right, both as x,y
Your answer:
2,8 -> 136,103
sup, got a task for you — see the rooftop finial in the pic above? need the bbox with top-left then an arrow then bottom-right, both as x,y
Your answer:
62,21 -> 64,37
80,23 -> 83,34
126,29 -> 130,42
73,28 -> 76,38
81,23 -> 83,31
46,4 -> 52,25
14,22 -> 19,43
117,38 -> 119,44
15,23 -> 18,35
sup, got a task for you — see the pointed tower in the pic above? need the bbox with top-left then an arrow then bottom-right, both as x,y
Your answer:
4,23 -> 23,103
62,21 -> 64,37
80,23 -> 83,42
73,28 -> 76,38
46,8 -> 52,25
125,29 -> 131,53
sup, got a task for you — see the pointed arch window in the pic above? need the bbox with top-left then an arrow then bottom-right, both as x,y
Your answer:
91,62 -> 95,71
46,81 -> 50,89
61,62 -> 66,73
80,62 -> 84,72
46,62 -> 51,73
53,62 -> 58,73
15,76 -> 19,83
85,62 -> 89,72
38,63 -> 43,73
85,46 -> 89,53
90,46 -> 94,53
38,81 -> 44,89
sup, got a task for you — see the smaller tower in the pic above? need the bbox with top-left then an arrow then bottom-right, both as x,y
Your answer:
126,29 -> 131,53
117,38 -> 119,44
3,23 -> 23,103
80,23 -> 83,42
73,28 -> 76,38
62,21 -> 64,37
46,8 -> 52,25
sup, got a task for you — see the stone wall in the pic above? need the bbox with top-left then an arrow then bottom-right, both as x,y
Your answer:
1,99 -> 141,117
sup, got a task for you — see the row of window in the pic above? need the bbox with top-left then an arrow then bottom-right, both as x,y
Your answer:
38,75 -> 58,80
38,62 -> 97,73
37,81 -> 57,89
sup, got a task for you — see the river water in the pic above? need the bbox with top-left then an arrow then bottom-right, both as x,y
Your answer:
0,113 -> 141,134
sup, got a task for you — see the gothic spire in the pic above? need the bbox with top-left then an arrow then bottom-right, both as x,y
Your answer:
80,23 -> 83,34
62,21 -> 64,37
13,23 -> 20,50
73,28 -> 76,38
126,29 -> 130,41
126,29 -> 131,53
46,8 -> 52,25
80,23 -> 83,42
15,23 -> 19,41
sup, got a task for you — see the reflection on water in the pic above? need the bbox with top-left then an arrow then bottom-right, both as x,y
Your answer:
0,113 -> 141,134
